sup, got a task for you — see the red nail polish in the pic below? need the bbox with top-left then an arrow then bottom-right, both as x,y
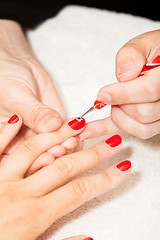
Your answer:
94,100 -> 107,109
140,55 -> 160,76
140,65 -> 150,76
68,117 -> 86,130
148,55 -> 160,66
105,134 -> 122,147
116,160 -> 131,171
7,114 -> 19,124
83,238 -> 94,240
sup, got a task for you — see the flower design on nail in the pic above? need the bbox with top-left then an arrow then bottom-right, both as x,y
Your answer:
94,100 -> 107,109
68,117 -> 86,130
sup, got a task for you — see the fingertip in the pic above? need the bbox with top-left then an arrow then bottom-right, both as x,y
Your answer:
97,90 -> 111,104
45,115 -> 63,132
7,114 -> 23,126
28,102 -> 63,133
116,45 -> 146,82
48,145 -> 66,158
104,134 -> 122,148
116,160 -> 132,172
62,137 -> 78,150
2,114 -> 23,134
67,117 -> 86,131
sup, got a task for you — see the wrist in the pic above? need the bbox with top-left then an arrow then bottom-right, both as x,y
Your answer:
0,19 -> 34,59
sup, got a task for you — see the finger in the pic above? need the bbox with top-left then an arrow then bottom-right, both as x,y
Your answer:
79,117 -> 121,140
111,106 -> 160,139
8,90 -> 63,133
0,118 -> 86,181
62,137 -> 78,155
97,67 -> 160,105
41,160 -> 131,226
72,138 -> 83,153
47,137 -> 78,158
23,134 -> 122,196
28,58 -> 66,119
3,126 -> 33,154
116,30 -> 160,82
62,137 -> 78,150
26,153 -> 55,177
48,145 -> 66,158
116,35 -> 146,82
62,235 -> 93,240
0,114 -> 22,155
120,100 -> 160,124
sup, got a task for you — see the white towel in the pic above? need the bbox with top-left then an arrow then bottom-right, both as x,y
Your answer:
27,6 -> 160,240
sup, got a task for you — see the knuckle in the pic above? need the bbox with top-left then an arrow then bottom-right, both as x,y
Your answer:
71,178 -> 90,198
88,147 -> 101,164
20,139 -> 33,154
0,182 -> 20,201
56,127 -> 65,141
29,105 -> 47,126
137,126 -> 152,139
143,80 -> 158,101
100,171 -> 112,189
55,157 -> 74,176
135,105 -> 149,124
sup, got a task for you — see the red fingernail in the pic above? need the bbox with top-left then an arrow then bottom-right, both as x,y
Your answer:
148,55 -> 160,66
140,55 -> 160,76
83,238 -> 94,240
68,117 -> 86,130
105,134 -> 122,147
7,114 -> 19,124
94,100 -> 107,109
116,160 -> 131,171
140,65 -> 150,76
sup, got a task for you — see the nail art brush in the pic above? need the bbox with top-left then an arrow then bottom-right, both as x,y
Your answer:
79,100 -> 107,119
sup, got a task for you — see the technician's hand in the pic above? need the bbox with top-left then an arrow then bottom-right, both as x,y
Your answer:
80,30 -> 160,140
0,114 -> 131,240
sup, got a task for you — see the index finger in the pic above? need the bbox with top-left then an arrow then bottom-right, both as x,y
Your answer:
97,67 -> 160,105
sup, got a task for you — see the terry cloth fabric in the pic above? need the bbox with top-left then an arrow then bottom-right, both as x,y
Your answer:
27,6 -> 160,240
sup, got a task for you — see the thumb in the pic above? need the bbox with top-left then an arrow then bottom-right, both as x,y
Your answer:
10,92 -> 63,133
62,236 -> 94,240
116,33 -> 147,82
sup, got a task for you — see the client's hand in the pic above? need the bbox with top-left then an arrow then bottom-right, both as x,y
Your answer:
0,114 -> 131,240
0,20 -> 81,156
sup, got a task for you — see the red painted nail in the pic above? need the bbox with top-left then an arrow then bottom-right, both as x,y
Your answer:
7,114 -> 19,124
68,117 -> 86,130
140,65 -> 149,76
148,55 -> 160,66
94,100 -> 107,109
105,134 -> 122,147
140,55 -> 160,76
116,160 -> 131,171
83,238 -> 94,240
